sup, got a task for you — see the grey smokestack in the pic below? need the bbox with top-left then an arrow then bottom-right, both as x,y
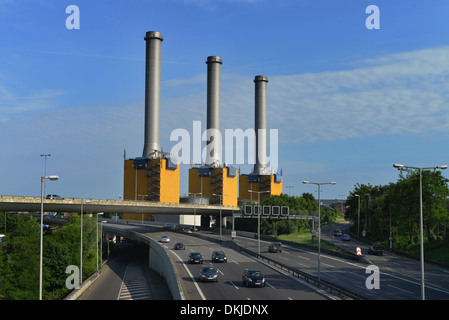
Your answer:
254,75 -> 268,174
142,31 -> 163,159
206,56 -> 222,167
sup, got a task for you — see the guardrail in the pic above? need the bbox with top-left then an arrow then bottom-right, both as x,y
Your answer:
182,230 -> 368,300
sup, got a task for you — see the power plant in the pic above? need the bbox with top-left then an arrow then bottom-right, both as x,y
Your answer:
239,75 -> 283,202
123,31 -> 282,222
188,56 -> 239,209
123,31 -> 180,221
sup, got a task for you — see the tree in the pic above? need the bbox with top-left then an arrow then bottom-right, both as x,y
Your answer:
0,215 -> 40,299
346,170 -> 449,247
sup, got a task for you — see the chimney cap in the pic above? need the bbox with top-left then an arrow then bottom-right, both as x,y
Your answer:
254,75 -> 268,82
206,56 -> 222,64
145,31 -> 163,41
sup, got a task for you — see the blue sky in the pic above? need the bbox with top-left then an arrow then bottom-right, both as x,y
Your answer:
1,0 -> 449,201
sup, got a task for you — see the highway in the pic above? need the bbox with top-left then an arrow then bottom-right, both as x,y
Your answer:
154,229 -> 334,300
96,224 -> 337,300
227,222 -> 449,300
79,243 -> 171,300
77,221 -> 449,300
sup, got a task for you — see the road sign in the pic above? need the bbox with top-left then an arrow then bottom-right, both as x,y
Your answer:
356,247 -> 362,256
263,206 -> 271,215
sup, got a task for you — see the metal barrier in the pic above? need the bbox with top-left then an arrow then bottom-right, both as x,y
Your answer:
186,230 -> 368,300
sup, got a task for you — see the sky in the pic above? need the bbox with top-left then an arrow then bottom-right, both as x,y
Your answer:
1,0 -> 449,201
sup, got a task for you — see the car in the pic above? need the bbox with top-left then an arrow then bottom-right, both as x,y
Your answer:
368,246 -> 384,256
268,242 -> 282,253
211,250 -> 227,263
242,269 -> 266,287
46,194 -> 64,200
333,229 -> 342,236
174,242 -> 185,250
342,234 -> 351,241
188,252 -> 203,264
198,265 -> 218,282
159,235 -> 170,243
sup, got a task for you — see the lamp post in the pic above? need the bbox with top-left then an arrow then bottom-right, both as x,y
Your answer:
40,154 -> 51,197
189,192 -> 203,232
96,212 -> 104,271
213,194 -> 228,240
80,199 -> 91,284
248,190 -> 270,256
302,180 -> 336,282
100,220 -> 107,268
39,175 -> 59,300
354,194 -> 360,237
393,163 -> 447,300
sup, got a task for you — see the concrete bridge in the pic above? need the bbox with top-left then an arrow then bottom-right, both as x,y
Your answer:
0,196 -> 239,216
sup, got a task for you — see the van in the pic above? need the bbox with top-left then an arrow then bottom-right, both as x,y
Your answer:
268,242 -> 282,253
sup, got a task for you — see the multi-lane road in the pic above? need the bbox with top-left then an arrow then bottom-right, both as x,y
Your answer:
153,228 -> 335,300
79,222 -> 449,300
229,222 -> 449,300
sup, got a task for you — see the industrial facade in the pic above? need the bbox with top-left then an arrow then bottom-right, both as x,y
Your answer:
123,31 -> 282,221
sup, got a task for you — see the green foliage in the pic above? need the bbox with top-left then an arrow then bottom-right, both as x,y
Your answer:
0,213 -> 102,300
236,193 -> 337,235
346,170 -> 449,252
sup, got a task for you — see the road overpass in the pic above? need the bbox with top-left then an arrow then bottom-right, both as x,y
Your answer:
0,196 -> 239,215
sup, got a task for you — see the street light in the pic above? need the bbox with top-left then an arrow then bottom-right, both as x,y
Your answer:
80,199 -> 91,285
40,154 -> 51,197
302,180 -> 336,282
248,190 -> 270,256
354,194 -> 360,237
39,175 -> 59,300
392,163 -> 447,300
189,192 -> 203,232
213,194 -> 229,240
96,212 -> 104,271
100,221 -> 107,267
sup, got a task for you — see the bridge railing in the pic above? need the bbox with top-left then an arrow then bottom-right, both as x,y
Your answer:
180,229 -> 368,300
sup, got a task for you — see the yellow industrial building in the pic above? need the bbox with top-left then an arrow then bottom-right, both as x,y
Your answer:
123,157 -> 180,221
239,173 -> 283,202
188,166 -> 238,207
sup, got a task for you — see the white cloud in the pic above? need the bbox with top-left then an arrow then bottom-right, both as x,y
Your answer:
156,46 -> 449,147
230,46 -> 449,143
0,86 -> 66,122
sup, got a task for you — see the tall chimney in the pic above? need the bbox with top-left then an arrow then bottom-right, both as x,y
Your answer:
254,75 -> 268,174
205,56 -> 222,167
142,31 -> 163,159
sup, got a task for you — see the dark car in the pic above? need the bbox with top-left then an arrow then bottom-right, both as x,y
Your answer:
242,269 -> 266,287
342,234 -> 351,241
268,242 -> 282,253
198,265 -> 218,282
368,246 -> 384,256
333,229 -> 342,236
46,194 -> 64,200
211,250 -> 227,263
188,252 -> 203,264
174,242 -> 185,250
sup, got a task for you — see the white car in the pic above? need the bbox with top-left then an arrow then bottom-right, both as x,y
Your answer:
160,235 -> 170,243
